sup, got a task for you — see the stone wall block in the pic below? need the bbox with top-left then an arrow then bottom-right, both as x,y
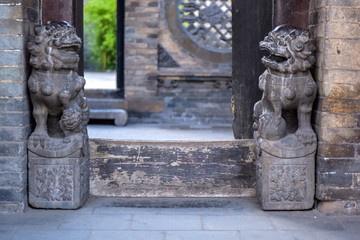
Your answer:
318,82 -> 360,99
315,97 -> 360,114
0,188 -> 26,202
317,171 -> 353,188
326,0 -> 360,7
0,21 -> 23,35
0,36 -> 23,50
0,81 -> 27,98
313,111 -> 358,128
315,126 -> 360,143
0,98 -> 29,112
0,67 -> 25,81
0,126 -> 31,142
317,142 -> 355,158
0,156 -> 27,172
0,172 -> 26,188
0,51 -> 24,66
327,7 -> 360,23
0,142 -> 27,157
317,157 -> 360,174
0,5 -> 22,20
326,22 -> 360,39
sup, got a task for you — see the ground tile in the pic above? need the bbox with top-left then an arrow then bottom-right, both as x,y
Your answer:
132,215 -> 201,230
265,210 -> 324,218
90,230 -> 165,240
336,216 -> 360,232
240,230 -> 316,240
0,230 -> 15,240
166,231 -> 240,240
0,212 -> 63,230
94,207 -> 160,215
202,215 -> 274,230
59,214 -> 132,230
313,230 -> 360,240
224,207 -> 267,216
11,229 -> 90,240
159,208 -> 225,215
269,216 -> 346,231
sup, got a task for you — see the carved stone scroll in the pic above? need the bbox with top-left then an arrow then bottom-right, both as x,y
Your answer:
253,25 -> 317,210
27,22 -> 89,209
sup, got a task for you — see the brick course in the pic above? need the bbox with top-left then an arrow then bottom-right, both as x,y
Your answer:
0,0 -> 39,213
310,0 -> 360,206
124,0 -> 160,97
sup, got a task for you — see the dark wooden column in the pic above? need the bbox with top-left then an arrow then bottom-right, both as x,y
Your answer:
232,1 -> 272,139
42,0 -> 84,76
117,0 -> 125,98
273,0 -> 309,29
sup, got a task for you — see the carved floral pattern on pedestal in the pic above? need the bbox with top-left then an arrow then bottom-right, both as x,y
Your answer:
35,165 -> 73,201
269,165 -> 307,202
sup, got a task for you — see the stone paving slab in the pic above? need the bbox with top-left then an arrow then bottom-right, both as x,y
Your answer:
132,215 -> 202,231
89,230 -> 165,240
240,230 -> 316,240
12,229 -> 91,240
0,198 -> 359,240
203,215 -> 274,230
269,215 -> 346,231
166,231 -> 240,240
313,231 -> 360,240
94,207 -> 160,215
59,214 -> 132,230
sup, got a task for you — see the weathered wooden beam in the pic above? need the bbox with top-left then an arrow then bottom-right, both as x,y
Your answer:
273,0 -> 309,29
232,1 -> 273,139
89,139 -> 256,197
41,0 -> 84,75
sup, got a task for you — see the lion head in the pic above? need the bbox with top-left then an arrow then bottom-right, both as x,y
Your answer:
28,21 -> 81,71
260,25 -> 315,74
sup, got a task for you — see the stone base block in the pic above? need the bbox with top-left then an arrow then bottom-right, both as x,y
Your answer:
90,109 -> 128,126
256,136 -> 316,210
317,200 -> 360,215
28,149 -> 89,209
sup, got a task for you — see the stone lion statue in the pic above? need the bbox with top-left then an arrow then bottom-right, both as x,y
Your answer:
253,25 -> 317,146
27,22 -> 89,147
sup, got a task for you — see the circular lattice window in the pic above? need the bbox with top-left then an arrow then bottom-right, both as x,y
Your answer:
165,0 -> 232,63
177,0 -> 232,53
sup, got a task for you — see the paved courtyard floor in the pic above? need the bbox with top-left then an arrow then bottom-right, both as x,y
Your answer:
0,197 -> 359,240
88,123 -> 234,140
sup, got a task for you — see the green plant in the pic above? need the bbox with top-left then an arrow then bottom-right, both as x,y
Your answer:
84,0 -> 116,70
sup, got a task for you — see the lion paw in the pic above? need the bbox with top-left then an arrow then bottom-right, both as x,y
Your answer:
295,129 -> 316,146
30,132 -> 50,148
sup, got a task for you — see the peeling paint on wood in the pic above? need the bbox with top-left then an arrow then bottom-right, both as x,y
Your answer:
89,139 -> 256,197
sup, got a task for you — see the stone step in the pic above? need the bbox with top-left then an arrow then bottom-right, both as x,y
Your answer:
90,109 -> 128,126
89,139 -> 256,198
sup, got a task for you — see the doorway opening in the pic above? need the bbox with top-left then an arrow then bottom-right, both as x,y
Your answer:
83,0 -> 124,93
84,0 -> 234,141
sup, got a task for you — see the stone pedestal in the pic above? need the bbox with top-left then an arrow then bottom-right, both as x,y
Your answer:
256,135 -> 316,210
28,135 -> 89,209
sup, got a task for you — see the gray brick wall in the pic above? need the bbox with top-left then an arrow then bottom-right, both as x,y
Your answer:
124,0 -> 160,97
0,0 -> 39,213
309,0 -> 360,205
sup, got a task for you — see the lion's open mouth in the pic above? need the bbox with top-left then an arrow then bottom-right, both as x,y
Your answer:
260,43 -> 288,63
58,43 -> 81,54
267,54 -> 287,63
